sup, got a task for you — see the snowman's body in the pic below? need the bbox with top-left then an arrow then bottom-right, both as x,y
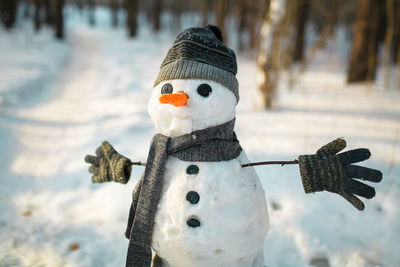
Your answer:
147,79 -> 270,267
152,152 -> 268,267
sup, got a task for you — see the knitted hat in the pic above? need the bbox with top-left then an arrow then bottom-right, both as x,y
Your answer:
154,25 -> 239,102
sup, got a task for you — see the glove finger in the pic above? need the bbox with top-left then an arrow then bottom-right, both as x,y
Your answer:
101,141 -> 117,158
99,159 -> 112,182
317,138 -> 346,156
95,146 -> 104,157
338,148 -> 371,165
89,165 -> 99,175
85,155 -> 99,166
346,165 -> 383,183
344,179 -> 376,199
91,175 -> 103,183
342,191 -> 365,211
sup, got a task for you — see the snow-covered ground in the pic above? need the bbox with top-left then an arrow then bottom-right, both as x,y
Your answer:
0,8 -> 399,267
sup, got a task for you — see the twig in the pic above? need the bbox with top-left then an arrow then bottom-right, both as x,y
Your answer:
130,161 -> 146,166
129,160 -> 300,168
241,159 -> 299,167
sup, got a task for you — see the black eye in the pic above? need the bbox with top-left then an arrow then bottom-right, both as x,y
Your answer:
197,84 -> 212,97
161,83 -> 173,94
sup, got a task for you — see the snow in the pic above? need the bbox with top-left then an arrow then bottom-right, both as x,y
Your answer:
0,26 -> 67,107
0,7 -> 399,267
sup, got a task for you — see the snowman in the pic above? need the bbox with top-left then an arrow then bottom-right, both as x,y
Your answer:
85,26 -> 382,267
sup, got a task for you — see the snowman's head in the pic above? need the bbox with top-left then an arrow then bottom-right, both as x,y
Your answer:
148,78 -> 237,137
148,26 -> 239,137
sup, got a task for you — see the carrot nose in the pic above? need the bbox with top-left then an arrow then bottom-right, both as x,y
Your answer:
159,91 -> 189,107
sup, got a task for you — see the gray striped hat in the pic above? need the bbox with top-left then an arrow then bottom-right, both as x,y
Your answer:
154,26 -> 239,102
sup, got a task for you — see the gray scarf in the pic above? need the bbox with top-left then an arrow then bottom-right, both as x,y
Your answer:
125,119 -> 242,267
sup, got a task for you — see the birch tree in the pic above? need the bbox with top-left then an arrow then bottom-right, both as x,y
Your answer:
256,0 -> 286,109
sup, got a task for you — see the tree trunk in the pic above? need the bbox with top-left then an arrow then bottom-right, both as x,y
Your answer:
145,0 -> 151,24
76,0 -> 84,11
292,0 -> 309,62
88,0 -> 96,26
55,0 -> 65,39
214,0 -> 227,40
44,0 -> 53,25
347,0 -> 385,83
152,0 -> 162,31
126,0 -> 138,37
248,0 -> 260,49
257,0 -> 286,109
1,0 -> 17,29
200,0 -> 211,26
171,0 -> 184,30
383,0 -> 394,88
34,0 -> 42,32
237,0 -> 247,51
24,0 -> 31,19
110,0 -> 119,28
392,0 -> 400,64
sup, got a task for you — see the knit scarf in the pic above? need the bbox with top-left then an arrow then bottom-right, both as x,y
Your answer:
125,119 -> 242,267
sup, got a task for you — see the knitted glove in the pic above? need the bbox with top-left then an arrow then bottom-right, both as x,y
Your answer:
85,141 -> 132,184
298,138 -> 382,210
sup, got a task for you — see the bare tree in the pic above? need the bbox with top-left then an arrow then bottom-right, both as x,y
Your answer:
257,0 -> 286,109
383,0 -> 394,88
34,0 -> 42,32
237,0 -> 263,50
214,0 -> 227,40
23,0 -> 31,19
237,0 -> 247,50
171,0 -> 184,30
110,0 -> 119,28
126,0 -> 138,37
0,0 -> 17,29
145,0 -> 162,31
392,0 -> 400,64
347,0 -> 386,83
248,0 -> 263,49
292,0 -> 309,62
199,0 -> 212,26
75,0 -> 84,11
88,0 -> 96,26
55,0 -> 65,39
152,0 -> 162,31
44,0 -> 53,25
287,0 -> 341,88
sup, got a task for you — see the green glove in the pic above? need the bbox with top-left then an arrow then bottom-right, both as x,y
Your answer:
85,141 -> 132,184
298,138 -> 382,210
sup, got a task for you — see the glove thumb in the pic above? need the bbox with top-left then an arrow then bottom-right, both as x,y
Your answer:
317,138 -> 346,156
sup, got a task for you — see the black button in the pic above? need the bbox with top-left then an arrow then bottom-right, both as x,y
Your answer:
187,218 -> 201,228
186,165 -> 199,175
186,191 -> 200,204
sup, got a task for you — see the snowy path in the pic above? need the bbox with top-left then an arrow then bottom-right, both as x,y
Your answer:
0,27 -> 142,267
0,22 -> 399,267
5,28 -> 102,177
